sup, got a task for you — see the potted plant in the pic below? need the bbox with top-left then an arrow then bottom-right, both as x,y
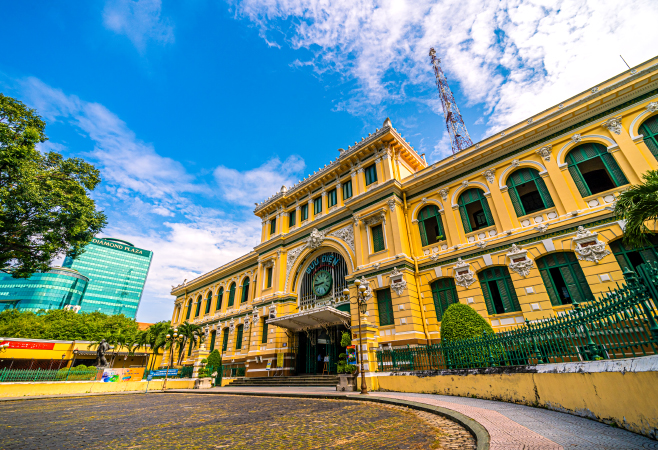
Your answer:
336,332 -> 357,391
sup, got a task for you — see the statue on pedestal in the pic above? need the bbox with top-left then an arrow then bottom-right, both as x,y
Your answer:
95,339 -> 110,368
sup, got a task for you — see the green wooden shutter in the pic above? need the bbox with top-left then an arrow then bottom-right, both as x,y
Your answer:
496,279 -> 514,313
209,331 -> 216,352
504,276 -> 521,311
419,220 -> 429,246
228,285 -> 236,307
480,280 -> 496,315
377,288 -> 394,326
241,279 -> 250,304
222,329 -> 229,351
600,152 -> 629,187
508,186 -> 525,216
205,295 -> 212,314
559,266 -> 584,304
195,299 -> 201,317
640,116 -> 658,159
216,289 -> 223,311
568,164 -> 591,197
569,257 -> 594,301
459,204 -> 472,233
540,269 -> 561,306
262,320 -> 269,344
436,213 -> 446,238
235,325 -> 243,350
534,176 -> 555,208
480,198 -> 495,227
372,224 -> 385,252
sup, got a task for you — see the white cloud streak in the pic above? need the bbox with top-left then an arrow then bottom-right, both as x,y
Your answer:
103,0 -> 174,52
214,155 -> 305,207
229,0 -> 658,132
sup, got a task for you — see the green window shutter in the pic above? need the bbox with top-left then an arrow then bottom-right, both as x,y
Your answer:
262,320 -> 269,344
289,211 -> 296,227
209,331 -> 216,352
235,325 -> 243,350
435,211 -> 446,238
640,115 -> 658,159
559,266 -> 585,304
216,289 -> 223,311
205,295 -> 212,314
496,279 -> 514,313
372,224 -> 385,252
540,269 -> 561,306
270,218 -> 276,234
600,152 -> 629,187
222,330 -> 229,351
459,204 -> 472,233
569,260 -> 593,301
195,299 -> 201,317
568,164 -> 591,197
365,164 -> 378,185
480,280 -> 496,315
228,285 -> 236,307
266,268 -> 272,288
377,288 -> 394,326
504,276 -> 521,311
534,176 -> 555,208
418,220 -> 429,246
508,186 -> 525,216
241,279 -> 250,304
480,198 -> 495,227
343,180 -> 352,199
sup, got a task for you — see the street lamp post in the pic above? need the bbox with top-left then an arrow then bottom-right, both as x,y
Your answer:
341,278 -> 369,395
162,327 -> 178,391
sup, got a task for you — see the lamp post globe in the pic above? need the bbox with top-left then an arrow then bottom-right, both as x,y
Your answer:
343,288 -> 350,296
354,279 -> 361,286
166,334 -> 171,339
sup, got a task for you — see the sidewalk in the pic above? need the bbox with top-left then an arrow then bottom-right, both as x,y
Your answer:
177,386 -> 658,450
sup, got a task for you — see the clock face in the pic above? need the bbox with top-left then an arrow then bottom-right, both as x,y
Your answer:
313,270 -> 332,297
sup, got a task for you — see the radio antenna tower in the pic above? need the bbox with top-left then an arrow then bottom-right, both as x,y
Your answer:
429,48 -> 473,154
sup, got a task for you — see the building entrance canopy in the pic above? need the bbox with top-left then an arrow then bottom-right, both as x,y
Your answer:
266,306 -> 350,332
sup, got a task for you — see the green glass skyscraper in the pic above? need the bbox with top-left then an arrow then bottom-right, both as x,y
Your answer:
63,237 -> 153,319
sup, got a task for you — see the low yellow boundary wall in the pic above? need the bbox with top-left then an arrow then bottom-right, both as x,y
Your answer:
0,379 -> 195,398
375,355 -> 658,439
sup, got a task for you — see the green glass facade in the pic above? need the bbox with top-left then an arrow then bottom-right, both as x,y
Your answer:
63,237 -> 153,319
0,267 -> 89,313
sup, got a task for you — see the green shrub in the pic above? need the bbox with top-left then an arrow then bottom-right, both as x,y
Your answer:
440,303 -> 494,342
340,331 -> 351,348
336,352 -> 356,374
206,349 -> 221,370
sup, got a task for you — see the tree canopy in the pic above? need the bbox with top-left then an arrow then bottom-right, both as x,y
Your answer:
0,93 -> 107,278
0,309 -> 139,341
614,169 -> 658,248
440,303 -> 494,343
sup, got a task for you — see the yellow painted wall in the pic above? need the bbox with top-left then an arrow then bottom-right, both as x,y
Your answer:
0,379 -> 195,398
376,372 -> 658,439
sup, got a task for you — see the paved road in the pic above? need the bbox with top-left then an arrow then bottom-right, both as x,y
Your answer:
207,386 -> 658,450
0,393 -> 474,450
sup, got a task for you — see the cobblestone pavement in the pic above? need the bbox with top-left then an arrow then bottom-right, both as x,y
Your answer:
210,386 -> 658,449
0,393 -> 475,450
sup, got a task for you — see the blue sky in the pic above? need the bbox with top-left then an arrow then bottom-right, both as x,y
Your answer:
3,0 -> 657,322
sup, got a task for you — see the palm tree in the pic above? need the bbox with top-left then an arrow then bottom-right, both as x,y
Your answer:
138,321 -> 171,370
614,170 -> 658,248
175,322 -> 204,366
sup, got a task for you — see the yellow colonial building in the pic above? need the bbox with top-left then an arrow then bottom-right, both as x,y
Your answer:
167,56 -> 658,382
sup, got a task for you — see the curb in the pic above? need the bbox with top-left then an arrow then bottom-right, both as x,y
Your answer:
163,389 -> 490,450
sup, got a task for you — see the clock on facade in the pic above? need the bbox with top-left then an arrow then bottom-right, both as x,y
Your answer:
312,270 -> 332,297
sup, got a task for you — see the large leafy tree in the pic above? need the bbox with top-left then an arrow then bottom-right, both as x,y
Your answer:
0,309 -> 139,341
0,94 -> 107,278
614,170 -> 658,248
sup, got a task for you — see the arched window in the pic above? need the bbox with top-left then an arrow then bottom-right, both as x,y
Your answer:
478,267 -> 520,315
458,188 -> 494,232
537,252 -> 593,306
506,168 -> 554,217
235,324 -> 244,350
566,143 -> 628,197
221,327 -> 229,351
205,292 -> 212,314
639,114 -> 658,159
185,300 -> 192,320
240,278 -> 250,305
194,295 -> 202,317
209,330 -> 216,352
227,283 -> 236,308
430,278 -> 458,322
610,235 -> 658,271
216,287 -> 224,311
418,205 -> 445,246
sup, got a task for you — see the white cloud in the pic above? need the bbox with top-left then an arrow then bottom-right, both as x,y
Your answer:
229,0 -> 658,132
103,0 -> 174,52
214,155 -> 306,207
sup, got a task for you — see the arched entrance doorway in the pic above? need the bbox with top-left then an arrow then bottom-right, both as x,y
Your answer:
268,250 -> 351,375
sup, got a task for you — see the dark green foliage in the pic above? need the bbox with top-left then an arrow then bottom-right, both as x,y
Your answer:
206,349 -> 221,369
614,169 -> 658,248
0,94 -> 107,278
337,352 -> 356,374
440,303 -> 494,343
340,331 -> 351,348
0,309 -> 138,341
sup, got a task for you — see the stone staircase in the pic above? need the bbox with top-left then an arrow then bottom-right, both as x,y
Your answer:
227,374 -> 339,387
